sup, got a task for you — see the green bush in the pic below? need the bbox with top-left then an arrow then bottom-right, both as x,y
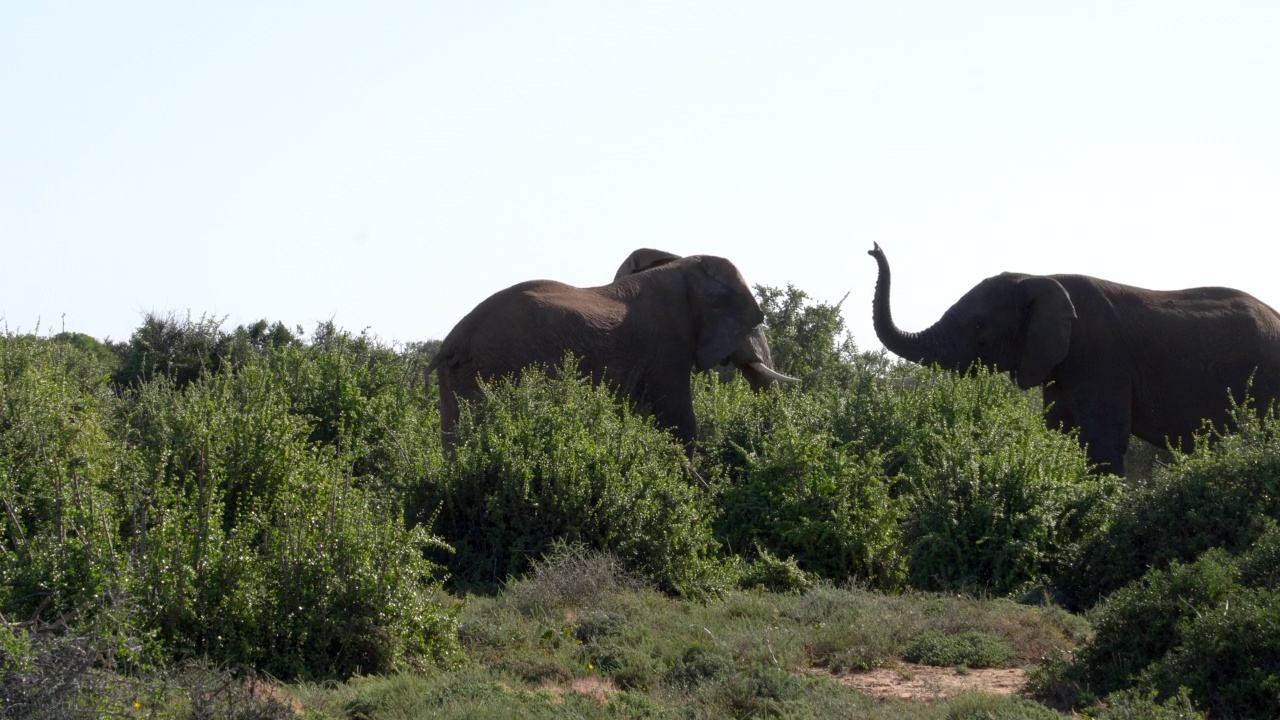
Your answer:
119,356 -> 461,678
2,325 -> 461,681
892,368 -> 1116,597
696,357 -> 1113,598
715,401 -> 905,587
1088,688 -> 1207,720
694,375 -> 908,588
425,361 -> 730,598
1140,587 -> 1280,719
901,630 -> 1015,668
756,283 -> 856,384
1037,400 -> 1280,716
942,692 -> 1065,720
663,641 -> 737,690
1072,550 -> 1240,699
1131,522 -> 1280,717
736,546 -> 815,594
1237,517 -> 1280,589
1065,404 -> 1280,606
0,333 -> 125,622
706,290 -> 1115,598
267,324 -> 444,498
53,331 -> 124,380
113,313 -> 298,389
703,663 -> 804,718
1057,533 -> 1280,718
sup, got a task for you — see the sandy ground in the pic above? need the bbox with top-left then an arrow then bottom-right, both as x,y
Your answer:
831,663 -> 1026,700
548,664 -> 1027,704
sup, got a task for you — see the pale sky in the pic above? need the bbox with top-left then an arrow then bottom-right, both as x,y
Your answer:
4,3 -> 1278,354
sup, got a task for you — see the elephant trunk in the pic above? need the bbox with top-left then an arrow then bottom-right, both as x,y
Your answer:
869,243 -> 952,367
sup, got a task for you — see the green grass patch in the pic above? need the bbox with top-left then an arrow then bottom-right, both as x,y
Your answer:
280,566 -> 1079,719
901,631 -> 1016,668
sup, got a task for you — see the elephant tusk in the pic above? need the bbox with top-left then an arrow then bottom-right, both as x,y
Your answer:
749,362 -> 801,385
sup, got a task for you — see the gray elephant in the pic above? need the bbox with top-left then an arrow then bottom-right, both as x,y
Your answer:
614,248 -> 787,392
428,253 -> 796,454
869,242 -> 1280,475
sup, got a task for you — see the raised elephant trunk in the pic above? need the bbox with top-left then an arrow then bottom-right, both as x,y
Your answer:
869,242 -> 951,367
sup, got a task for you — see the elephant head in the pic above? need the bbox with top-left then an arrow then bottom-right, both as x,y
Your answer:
868,242 -> 1076,389
615,248 -> 798,390
428,252 -> 793,456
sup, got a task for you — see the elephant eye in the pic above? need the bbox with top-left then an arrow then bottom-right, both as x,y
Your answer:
973,320 -> 984,332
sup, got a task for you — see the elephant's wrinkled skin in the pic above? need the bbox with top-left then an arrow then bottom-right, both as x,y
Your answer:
614,248 -> 793,392
428,254 -> 791,454
870,242 -> 1280,475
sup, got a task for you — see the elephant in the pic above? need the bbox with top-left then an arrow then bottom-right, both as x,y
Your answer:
868,242 -> 1280,475
427,253 -> 797,455
613,248 -> 788,392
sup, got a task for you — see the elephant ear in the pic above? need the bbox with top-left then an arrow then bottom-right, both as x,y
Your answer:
614,248 -> 682,281
691,256 -> 764,371
1016,276 -> 1076,389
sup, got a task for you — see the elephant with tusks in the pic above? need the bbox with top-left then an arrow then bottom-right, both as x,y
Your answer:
428,251 -> 797,455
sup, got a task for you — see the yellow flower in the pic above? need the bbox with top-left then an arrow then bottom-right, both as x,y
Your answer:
588,663 -> 594,670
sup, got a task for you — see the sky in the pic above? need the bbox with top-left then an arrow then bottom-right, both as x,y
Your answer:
4,3 -> 1279,355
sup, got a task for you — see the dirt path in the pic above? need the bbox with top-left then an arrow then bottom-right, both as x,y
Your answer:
539,664 -> 1027,706
831,664 -> 1026,700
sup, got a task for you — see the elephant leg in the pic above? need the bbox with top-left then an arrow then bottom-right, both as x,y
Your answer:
1078,423 -> 1130,476
644,381 -> 697,457
1075,399 -> 1131,476
1041,382 -> 1074,433
436,364 -> 485,458
436,370 -> 461,456
1044,382 -> 1130,475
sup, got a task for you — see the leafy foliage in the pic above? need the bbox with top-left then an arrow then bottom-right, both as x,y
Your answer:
697,376 -> 907,588
1077,554 -> 1239,702
1,327 -> 461,681
697,359 -> 1113,597
702,290 -> 1115,598
942,693 -> 1065,720
756,283 -> 856,384
423,360 -> 730,598
1059,524 -> 1280,718
1142,585 -> 1280,719
7,278 -> 1280,717
1086,688 -> 1207,720
268,322 -> 443,491
0,333 -> 124,622
113,312 -> 299,389
1064,401 -> 1280,606
889,368 -> 1118,597
901,630 -> 1015,668
736,546 -> 816,594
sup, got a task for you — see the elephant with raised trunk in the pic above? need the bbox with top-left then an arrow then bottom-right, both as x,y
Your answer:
614,248 -> 787,392
428,252 -> 796,455
869,242 -> 1280,475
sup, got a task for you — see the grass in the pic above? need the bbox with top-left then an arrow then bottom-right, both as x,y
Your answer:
3,549 -> 1086,719
276,548 -> 1084,719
